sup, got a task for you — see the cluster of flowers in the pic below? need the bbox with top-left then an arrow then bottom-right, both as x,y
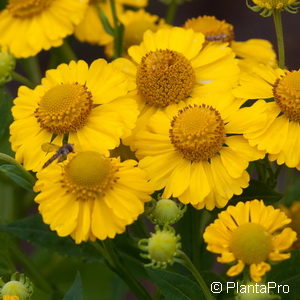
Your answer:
1,0 -> 300,287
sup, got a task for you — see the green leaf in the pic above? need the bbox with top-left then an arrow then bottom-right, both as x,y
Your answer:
147,268 -> 204,300
96,5 -> 114,36
63,272 -> 83,300
267,251 -> 300,299
0,153 -> 36,189
0,214 -> 102,262
0,164 -> 33,191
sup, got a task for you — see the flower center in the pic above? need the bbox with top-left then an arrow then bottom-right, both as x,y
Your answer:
62,152 -> 118,202
273,70 -> 300,122
230,223 -> 273,265
34,83 -> 93,135
251,0 -> 297,9
7,0 -> 53,18
169,105 -> 225,162
184,16 -> 234,43
136,50 -> 195,107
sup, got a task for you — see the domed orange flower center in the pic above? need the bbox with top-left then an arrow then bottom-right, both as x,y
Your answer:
273,70 -> 300,122
136,50 -> 195,107
62,152 -> 118,201
230,223 -> 273,265
8,0 -> 53,18
34,83 -> 93,135
184,16 -> 234,43
169,105 -> 225,162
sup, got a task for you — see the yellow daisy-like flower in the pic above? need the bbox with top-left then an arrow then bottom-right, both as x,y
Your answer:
105,9 -> 165,58
251,0 -> 298,9
74,0 -> 147,46
10,59 -> 138,171
233,64 -> 300,170
281,201 -> 300,248
133,96 -> 267,210
34,151 -> 153,243
74,0 -> 123,46
184,15 -> 276,67
114,27 -> 239,142
0,0 -> 88,58
204,200 -> 297,282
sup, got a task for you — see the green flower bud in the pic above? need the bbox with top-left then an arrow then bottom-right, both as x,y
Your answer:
139,225 -> 181,268
0,273 -> 33,300
0,50 -> 15,86
147,199 -> 186,225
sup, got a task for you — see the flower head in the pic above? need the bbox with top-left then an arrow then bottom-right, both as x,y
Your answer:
0,0 -> 88,58
234,66 -> 300,170
184,15 -> 276,67
34,151 -> 153,243
10,59 -> 139,171
0,273 -> 33,300
252,0 -> 298,9
147,199 -> 186,225
133,96 -> 266,210
139,226 -> 181,268
204,200 -> 297,282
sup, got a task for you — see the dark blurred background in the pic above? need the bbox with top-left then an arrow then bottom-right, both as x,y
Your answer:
74,0 -> 300,70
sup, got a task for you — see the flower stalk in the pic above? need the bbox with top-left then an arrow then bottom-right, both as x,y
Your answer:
272,9 -> 285,68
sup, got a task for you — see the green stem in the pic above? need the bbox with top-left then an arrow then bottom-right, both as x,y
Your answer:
178,251 -> 214,300
21,56 -> 41,85
57,41 -> 77,62
0,153 -> 36,187
191,208 -> 202,270
272,9 -> 285,69
11,71 -> 35,88
92,241 -> 152,300
9,240 -> 53,294
109,0 -> 123,58
166,0 -> 179,25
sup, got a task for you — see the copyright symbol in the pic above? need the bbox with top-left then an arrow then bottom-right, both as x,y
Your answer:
211,282 -> 222,294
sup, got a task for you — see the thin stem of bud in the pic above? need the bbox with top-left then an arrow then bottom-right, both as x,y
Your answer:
272,9 -> 285,68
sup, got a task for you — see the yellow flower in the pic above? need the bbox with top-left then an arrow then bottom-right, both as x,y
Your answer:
34,151 -> 153,243
251,0 -> 298,9
74,0 -> 147,46
133,96 -> 267,210
105,9 -> 165,57
74,0 -> 123,46
10,59 -> 138,171
204,200 -> 297,282
233,65 -> 300,170
280,201 -> 300,248
0,0 -> 88,58
114,27 -> 239,142
184,15 -> 276,67
3,296 -> 20,300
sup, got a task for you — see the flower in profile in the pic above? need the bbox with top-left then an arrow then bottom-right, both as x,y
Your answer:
233,65 -> 300,170
0,273 -> 33,300
204,200 -> 297,282
114,27 -> 239,142
105,9 -> 165,58
184,15 -> 276,67
10,59 -> 139,171
74,0 -> 123,46
133,96 -> 267,210
34,151 -> 153,243
0,0 -> 88,58
74,0 -> 148,46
